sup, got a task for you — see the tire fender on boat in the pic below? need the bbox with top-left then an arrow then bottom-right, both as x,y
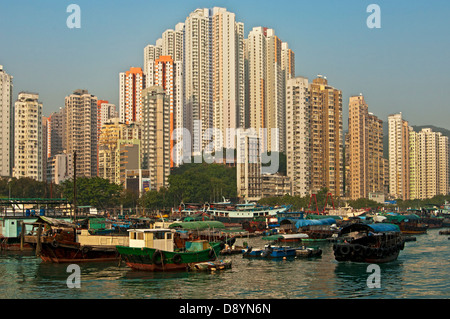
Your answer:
172,253 -> 182,264
152,250 -> 165,265
339,245 -> 351,256
51,239 -> 59,248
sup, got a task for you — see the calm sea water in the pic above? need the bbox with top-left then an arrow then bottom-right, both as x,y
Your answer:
0,228 -> 448,299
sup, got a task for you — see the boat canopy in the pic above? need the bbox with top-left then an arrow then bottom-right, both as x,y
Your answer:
306,215 -> 342,220
339,223 -> 400,236
169,221 -> 225,230
28,216 -> 75,228
294,218 -> 336,229
386,214 -> 420,223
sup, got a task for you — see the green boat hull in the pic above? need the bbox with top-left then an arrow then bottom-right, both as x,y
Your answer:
116,242 -> 223,271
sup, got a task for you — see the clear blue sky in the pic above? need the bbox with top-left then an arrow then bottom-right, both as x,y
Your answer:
1,0 -> 449,129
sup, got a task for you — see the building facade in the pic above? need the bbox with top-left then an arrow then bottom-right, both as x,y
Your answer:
245,27 -> 294,153
309,76 -> 343,198
141,86 -> 171,191
65,89 -> 98,178
98,118 -> 141,185
0,65 -> 13,177
409,128 -> 448,199
347,95 -> 384,200
14,92 -> 43,181
119,67 -> 144,123
236,129 -> 261,201
184,8 -> 213,154
285,76 -> 310,197
211,7 -> 245,150
388,113 -> 410,200
47,107 -> 65,158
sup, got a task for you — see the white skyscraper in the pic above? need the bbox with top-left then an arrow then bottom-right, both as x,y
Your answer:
388,113 -> 410,200
119,67 -> 144,123
211,7 -> 245,150
14,92 -> 43,181
286,77 -> 310,197
0,65 -> 13,177
183,8 -> 213,154
246,27 -> 292,153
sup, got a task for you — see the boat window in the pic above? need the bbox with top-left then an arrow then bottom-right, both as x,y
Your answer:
166,233 -> 172,240
137,232 -> 144,240
154,232 -> 166,240
130,232 -> 136,240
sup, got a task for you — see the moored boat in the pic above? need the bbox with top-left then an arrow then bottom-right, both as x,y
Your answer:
242,244 -> 297,259
385,214 -> 428,235
261,233 -> 309,243
116,228 -> 224,271
24,216 -> 128,263
190,259 -> 232,272
295,246 -> 322,258
333,223 -> 405,263
206,202 -> 290,225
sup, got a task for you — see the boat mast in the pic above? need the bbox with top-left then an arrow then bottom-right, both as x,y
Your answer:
73,151 -> 77,223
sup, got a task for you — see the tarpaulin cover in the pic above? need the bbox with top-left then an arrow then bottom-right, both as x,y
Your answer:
294,218 -> 336,228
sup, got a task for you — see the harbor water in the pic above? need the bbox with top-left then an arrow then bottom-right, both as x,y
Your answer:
0,228 -> 448,299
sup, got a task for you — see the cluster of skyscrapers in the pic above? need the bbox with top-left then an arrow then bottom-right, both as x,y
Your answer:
0,7 -> 448,202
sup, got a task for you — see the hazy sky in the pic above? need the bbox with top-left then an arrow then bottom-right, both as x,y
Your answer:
1,0 -> 449,129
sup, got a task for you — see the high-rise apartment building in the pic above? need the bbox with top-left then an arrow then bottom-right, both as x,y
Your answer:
409,128 -> 448,199
246,27 -> 293,153
47,107 -> 65,158
388,113 -> 410,200
65,89 -> 98,178
98,100 -> 118,130
309,76 -> 343,198
147,56 -> 178,167
141,86 -> 171,191
236,130 -> 261,201
47,152 -> 73,185
98,118 -> 141,185
286,76 -> 310,197
0,65 -> 13,177
13,92 -> 43,181
347,95 -> 384,200
184,8 -> 213,154
161,23 -> 184,63
119,67 -> 144,123
144,43 -> 162,88
211,7 -> 245,150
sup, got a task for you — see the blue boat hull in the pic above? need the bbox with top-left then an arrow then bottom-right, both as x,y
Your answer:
242,246 -> 297,259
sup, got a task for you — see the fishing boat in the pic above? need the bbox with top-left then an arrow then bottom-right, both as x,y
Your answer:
242,244 -> 297,259
206,202 -> 291,225
116,228 -> 224,271
261,233 -> 309,243
333,223 -> 405,263
24,216 -> 128,263
385,214 -> 428,234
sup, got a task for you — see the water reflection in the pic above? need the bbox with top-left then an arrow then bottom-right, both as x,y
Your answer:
0,229 -> 448,298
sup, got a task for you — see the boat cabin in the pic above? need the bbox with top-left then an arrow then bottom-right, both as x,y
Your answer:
127,229 -> 175,252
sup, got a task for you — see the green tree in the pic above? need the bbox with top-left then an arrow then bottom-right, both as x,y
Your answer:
167,162 -> 237,204
60,177 -> 123,209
